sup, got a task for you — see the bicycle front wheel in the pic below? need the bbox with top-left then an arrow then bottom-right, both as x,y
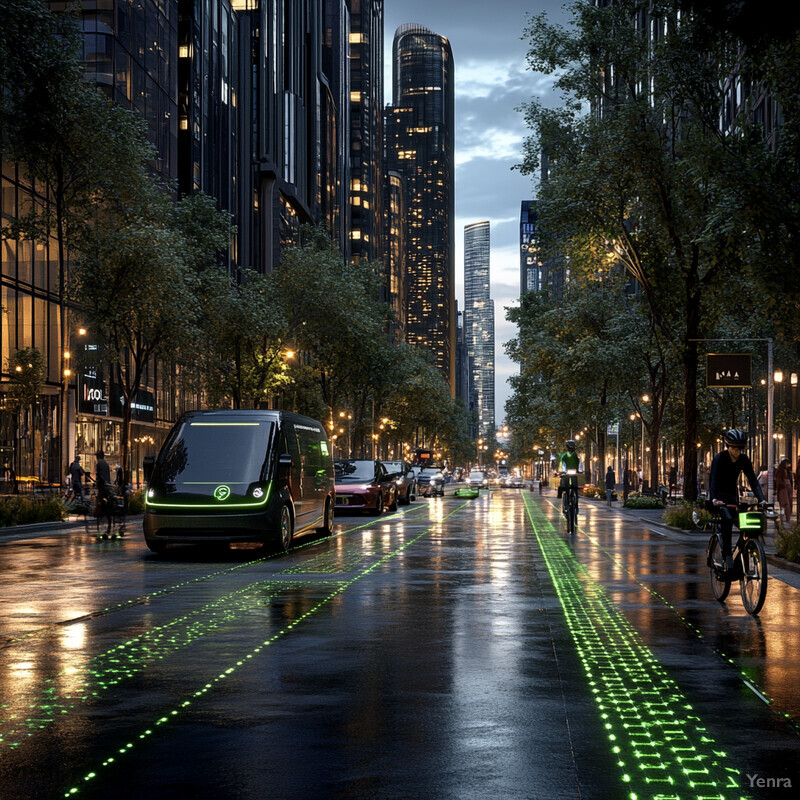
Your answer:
708,534 -> 731,602
740,538 -> 768,615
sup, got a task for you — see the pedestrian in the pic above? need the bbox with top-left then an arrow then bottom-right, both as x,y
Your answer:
94,450 -> 113,534
756,464 -> 769,499
67,456 -> 87,502
668,464 -> 678,498
775,458 -> 793,524
605,464 -> 616,507
538,477 -> 543,495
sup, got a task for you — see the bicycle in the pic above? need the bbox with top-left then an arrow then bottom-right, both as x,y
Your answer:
560,469 -> 580,535
705,502 -> 775,615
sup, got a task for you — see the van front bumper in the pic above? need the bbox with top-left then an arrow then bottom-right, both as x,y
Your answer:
143,507 -> 279,545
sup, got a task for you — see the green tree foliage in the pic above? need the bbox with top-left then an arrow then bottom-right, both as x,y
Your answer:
516,0 -> 787,498
69,191 -> 226,480
4,348 -> 46,411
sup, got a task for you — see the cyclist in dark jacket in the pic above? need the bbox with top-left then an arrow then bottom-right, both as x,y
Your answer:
709,429 -> 766,570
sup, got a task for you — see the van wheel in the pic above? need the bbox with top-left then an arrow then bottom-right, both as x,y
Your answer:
317,497 -> 334,535
279,505 -> 294,550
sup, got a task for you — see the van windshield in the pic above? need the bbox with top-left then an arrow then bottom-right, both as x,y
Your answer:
156,419 -> 274,487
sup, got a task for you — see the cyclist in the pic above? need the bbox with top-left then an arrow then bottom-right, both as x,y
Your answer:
557,440 -> 582,516
709,429 -> 766,571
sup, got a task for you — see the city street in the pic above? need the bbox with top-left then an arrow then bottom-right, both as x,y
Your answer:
1,489 -> 799,800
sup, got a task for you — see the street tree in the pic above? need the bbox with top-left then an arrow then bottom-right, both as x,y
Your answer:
517,0 -> 777,499
69,187 -> 200,482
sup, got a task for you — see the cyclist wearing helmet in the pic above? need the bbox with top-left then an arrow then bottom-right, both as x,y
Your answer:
557,440 -> 582,515
709,429 -> 766,570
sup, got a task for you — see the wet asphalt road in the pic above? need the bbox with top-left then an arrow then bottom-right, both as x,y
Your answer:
0,490 -> 798,800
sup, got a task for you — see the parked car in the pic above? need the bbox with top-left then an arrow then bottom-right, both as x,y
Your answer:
415,466 -> 445,497
334,459 -> 398,514
466,469 -> 489,489
382,460 -> 416,504
142,409 -> 334,554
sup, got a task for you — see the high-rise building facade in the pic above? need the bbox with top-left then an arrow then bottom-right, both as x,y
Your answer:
464,221 -> 495,438
347,0 -> 384,264
3,0 -> 361,484
383,171 -> 406,339
520,201 -> 541,296
385,23 -> 455,392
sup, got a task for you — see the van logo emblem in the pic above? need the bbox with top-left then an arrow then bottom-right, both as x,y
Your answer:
214,485 -> 231,501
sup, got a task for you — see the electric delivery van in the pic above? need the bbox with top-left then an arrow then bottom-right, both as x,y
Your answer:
143,410 -> 334,553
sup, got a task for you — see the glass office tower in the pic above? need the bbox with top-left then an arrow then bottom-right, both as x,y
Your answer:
385,23 -> 455,393
464,221 -> 495,438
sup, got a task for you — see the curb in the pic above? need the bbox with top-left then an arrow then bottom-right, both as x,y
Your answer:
0,519 -> 89,539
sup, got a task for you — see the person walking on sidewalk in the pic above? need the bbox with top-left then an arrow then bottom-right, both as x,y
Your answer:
775,458 -> 793,524
94,450 -> 113,535
668,464 -> 678,498
67,456 -> 87,503
605,465 -> 616,507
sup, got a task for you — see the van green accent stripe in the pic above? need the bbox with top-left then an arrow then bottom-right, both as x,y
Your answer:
145,482 -> 273,509
189,422 -> 262,426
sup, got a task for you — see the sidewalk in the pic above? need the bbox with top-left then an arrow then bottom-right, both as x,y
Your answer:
0,516 -> 101,541
576,493 -> 800,579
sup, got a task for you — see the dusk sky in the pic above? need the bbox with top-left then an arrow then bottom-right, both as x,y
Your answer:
383,0 -> 571,427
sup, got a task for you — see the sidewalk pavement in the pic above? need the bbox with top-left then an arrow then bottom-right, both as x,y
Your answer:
571,492 -> 800,579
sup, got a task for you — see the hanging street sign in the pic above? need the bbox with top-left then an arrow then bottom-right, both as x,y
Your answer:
706,353 -> 752,388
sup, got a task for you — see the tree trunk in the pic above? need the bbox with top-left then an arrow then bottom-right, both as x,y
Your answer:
682,323 -> 699,501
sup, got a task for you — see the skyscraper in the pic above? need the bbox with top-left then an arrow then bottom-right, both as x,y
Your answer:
520,201 -> 541,296
464,221 -> 495,438
385,23 -> 455,393
347,0 -> 384,264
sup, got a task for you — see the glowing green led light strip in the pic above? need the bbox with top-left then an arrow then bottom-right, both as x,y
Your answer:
522,494 -> 745,800
189,422 -> 262,426
556,498 -> 800,737
0,579 -> 341,751
4,507 -> 436,749
145,481 -> 273,509
2,503 -> 431,651
62,501 -> 471,796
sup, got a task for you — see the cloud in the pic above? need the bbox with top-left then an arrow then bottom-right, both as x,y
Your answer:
455,129 -> 523,167
455,59 -> 529,99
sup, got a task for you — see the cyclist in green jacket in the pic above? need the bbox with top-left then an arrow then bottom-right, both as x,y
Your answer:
557,439 -> 582,515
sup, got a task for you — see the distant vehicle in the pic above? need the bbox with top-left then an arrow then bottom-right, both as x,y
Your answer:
143,410 -> 334,554
334,459 -> 398,514
382,460 -> 416,504
415,465 -> 445,497
466,469 -> 489,489
411,448 -> 436,468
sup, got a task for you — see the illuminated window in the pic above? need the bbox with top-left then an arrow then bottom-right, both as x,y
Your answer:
179,45 -> 191,59
350,91 -> 361,103
349,32 -> 365,43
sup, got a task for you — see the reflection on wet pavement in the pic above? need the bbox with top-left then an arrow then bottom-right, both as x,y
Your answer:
0,491 -> 797,799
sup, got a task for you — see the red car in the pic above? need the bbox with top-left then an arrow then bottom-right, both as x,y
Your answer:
334,459 -> 398,514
